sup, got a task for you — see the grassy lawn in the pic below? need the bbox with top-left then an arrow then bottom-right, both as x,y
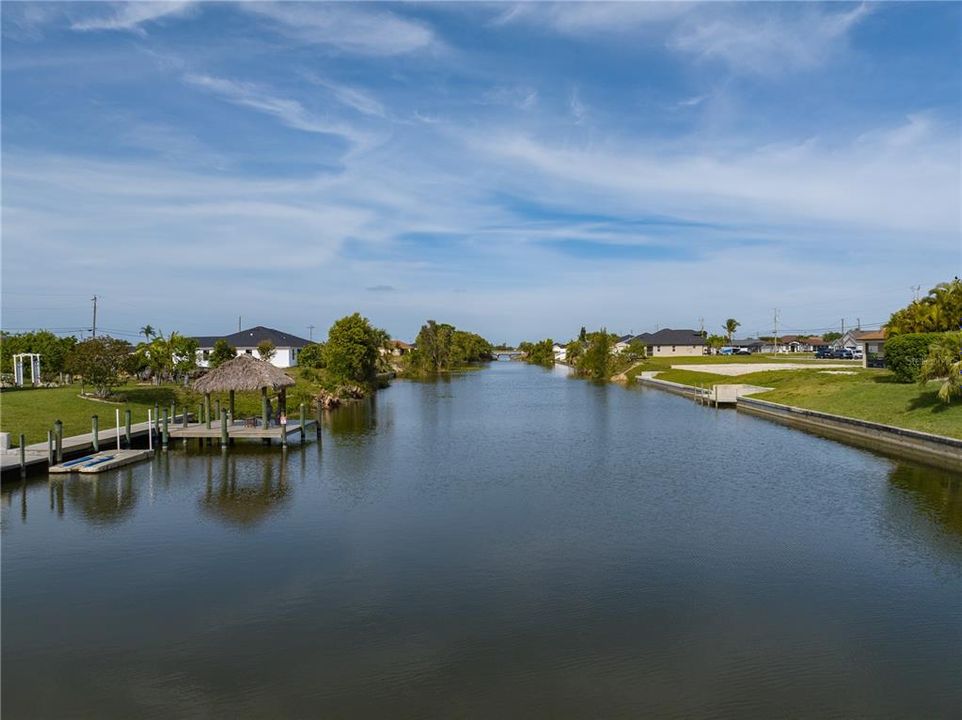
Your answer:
625,358 -> 962,439
1,370 -> 326,447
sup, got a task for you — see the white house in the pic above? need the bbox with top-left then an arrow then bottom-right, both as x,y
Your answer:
194,326 -> 311,369
634,329 -> 707,357
613,334 -> 635,354
552,342 -> 567,362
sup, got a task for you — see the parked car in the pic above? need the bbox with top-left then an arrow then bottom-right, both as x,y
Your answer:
815,348 -> 834,359
734,347 -> 752,355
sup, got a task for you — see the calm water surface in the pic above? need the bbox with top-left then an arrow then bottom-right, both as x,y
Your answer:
3,362 -> 961,718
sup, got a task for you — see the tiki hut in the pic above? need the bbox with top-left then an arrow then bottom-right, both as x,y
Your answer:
192,354 -> 295,426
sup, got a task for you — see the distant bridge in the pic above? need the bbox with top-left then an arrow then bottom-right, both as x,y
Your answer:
492,350 -> 525,359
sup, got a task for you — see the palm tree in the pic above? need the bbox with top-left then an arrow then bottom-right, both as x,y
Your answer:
140,324 -> 155,340
724,318 -> 740,345
918,333 -> 962,403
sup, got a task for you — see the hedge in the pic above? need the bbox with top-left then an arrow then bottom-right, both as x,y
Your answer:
884,333 -> 943,383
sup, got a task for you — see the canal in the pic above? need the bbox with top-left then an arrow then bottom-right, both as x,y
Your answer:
3,361 -> 961,718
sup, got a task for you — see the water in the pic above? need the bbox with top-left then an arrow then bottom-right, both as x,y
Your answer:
3,362 -> 961,718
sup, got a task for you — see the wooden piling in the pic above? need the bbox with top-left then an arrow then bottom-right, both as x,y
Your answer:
54,420 -> 63,463
182,406 -> 188,429
47,430 -> 54,465
125,409 -> 132,447
229,389 -> 235,423
162,409 -> 169,450
205,394 -> 212,430
221,410 -> 229,448
19,434 -> 26,477
92,415 -> 99,452
300,403 -> 306,440
261,387 -> 268,429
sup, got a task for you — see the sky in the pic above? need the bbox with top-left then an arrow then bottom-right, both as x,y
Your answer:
2,1 -> 960,344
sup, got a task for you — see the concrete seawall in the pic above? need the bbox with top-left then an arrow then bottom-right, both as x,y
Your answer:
737,397 -> 962,472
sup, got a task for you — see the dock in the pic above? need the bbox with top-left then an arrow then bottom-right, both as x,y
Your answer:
49,450 -> 153,474
168,418 -> 318,444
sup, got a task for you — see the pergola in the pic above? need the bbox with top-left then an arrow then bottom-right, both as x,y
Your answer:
192,354 -> 295,428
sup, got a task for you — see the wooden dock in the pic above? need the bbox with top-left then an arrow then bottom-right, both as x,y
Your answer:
49,450 -> 153,474
168,418 -> 318,444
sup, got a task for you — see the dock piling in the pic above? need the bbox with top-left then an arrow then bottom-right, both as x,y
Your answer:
54,420 -> 63,463
221,410 -> 229,448
261,387 -> 268,430
300,403 -> 306,441
125,409 -> 132,448
19,434 -> 26,477
47,430 -> 54,465
205,394 -> 212,430
162,409 -> 169,450
92,415 -> 99,452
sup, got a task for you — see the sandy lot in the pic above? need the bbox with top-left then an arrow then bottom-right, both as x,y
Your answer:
671,363 -> 857,377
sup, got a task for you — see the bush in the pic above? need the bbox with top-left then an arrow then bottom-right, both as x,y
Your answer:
884,332 -> 942,383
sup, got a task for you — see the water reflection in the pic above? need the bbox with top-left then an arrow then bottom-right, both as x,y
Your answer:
324,397 -> 377,437
199,451 -> 289,527
888,462 -> 962,537
62,469 -> 138,525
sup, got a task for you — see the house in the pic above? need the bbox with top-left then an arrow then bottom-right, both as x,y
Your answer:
856,330 -> 887,368
382,340 -> 412,357
613,334 -> 635,354
830,330 -> 863,351
730,338 -> 765,353
194,326 -> 311,369
635,329 -> 707,357
778,335 -> 827,353
552,342 -> 567,362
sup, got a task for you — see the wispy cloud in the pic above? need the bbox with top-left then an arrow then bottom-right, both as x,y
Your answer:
240,3 -> 436,56
183,73 -> 375,150
669,4 -> 873,75
569,88 -> 587,125
305,75 -> 386,118
71,1 -> 195,34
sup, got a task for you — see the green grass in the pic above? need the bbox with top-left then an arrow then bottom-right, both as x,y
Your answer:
1,369 -> 328,447
626,359 -> 962,439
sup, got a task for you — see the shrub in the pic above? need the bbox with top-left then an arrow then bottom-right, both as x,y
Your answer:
884,332 -> 942,383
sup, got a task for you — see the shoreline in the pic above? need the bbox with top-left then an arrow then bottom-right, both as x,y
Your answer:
633,374 -> 962,472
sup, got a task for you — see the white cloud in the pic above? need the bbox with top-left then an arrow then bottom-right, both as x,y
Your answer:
669,4 -> 873,75
183,73 -> 376,150
240,3 -> 436,56
569,87 -> 587,125
70,1 -> 195,34
305,75 -> 386,118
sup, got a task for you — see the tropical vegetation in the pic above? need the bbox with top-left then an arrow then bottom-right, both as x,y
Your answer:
65,336 -> 134,398
406,320 -> 493,374
887,278 -> 962,335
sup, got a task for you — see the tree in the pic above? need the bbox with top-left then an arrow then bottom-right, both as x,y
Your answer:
140,325 -> 155,341
66,336 -> 133,397
256,340 -> 276,362
0,330 -> 77,378
325,313 -> 381,386
888,278 -> 962,335
565,340 -> 584,364
134,330 -> 198,383
520,339 -> 555,366
822,331 -> 843,343
298,342 -> 326,369
724,318 -> 740,344
579,326 -> 587,343
918,332 -> 962,403
577,329 -> 612,380
209,339 -> 236,368
706,334 -> 726,354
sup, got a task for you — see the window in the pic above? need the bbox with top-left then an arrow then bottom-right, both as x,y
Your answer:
245,349 -> 253,355
672,346 -> 676,351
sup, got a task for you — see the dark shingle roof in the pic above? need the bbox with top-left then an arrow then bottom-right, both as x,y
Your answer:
635,328 -> 706,346
195,326 -> 311,349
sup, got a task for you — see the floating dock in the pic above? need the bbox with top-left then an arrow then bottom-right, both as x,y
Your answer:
49,450 -> 153,474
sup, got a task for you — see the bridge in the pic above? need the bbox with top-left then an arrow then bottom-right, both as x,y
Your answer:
492,350 -> 525,359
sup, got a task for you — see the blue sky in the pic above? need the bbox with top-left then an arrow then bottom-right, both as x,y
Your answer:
2,1 -> 960,344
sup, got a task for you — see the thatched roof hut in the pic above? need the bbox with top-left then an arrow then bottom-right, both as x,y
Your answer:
193,354 -> 295,394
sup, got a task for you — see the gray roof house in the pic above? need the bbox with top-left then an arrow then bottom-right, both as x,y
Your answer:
194,326 -> 311,368
635,329 -> 707,357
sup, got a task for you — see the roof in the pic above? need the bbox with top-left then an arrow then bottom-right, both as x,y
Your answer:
854,330 -> 886,341
636,328 -> 706,346
731,338 -> 764,347
192,354 -> 296,393
391,340 -> 412,349
616,334 -> 634,343
195,326 -> 311,349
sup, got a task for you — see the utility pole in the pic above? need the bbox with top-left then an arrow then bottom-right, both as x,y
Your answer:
308,325 -> 315,341
238,315 -> 242,332
857,317 -> 861,330
841,318 -> 845,336
911,284 -> 921,302
90,295 -> 98,338
698,317 -> 704,335
773,308 -> 779,353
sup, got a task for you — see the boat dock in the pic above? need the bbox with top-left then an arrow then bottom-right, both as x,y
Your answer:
168,418 -> 319,445
49,450 -> 153,474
